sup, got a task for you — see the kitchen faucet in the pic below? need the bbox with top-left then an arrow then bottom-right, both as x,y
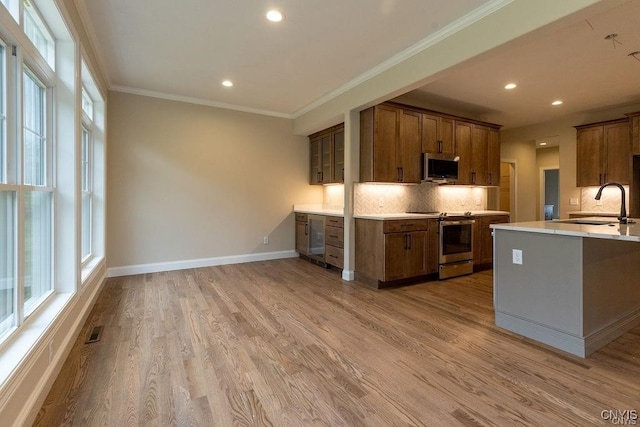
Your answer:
594,182 -> 630,224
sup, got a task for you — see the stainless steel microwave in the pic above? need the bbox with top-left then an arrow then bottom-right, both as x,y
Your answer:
423,153 -> 459,183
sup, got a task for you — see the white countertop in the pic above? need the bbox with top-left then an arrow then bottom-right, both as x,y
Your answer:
293,205 -> 509,220
492,217 -> 640,242
293,204 -> 344,217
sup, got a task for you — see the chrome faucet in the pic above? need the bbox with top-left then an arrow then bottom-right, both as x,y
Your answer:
594,182 -> 628,224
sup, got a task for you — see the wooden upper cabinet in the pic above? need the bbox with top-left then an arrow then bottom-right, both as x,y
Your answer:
309,124 -> 345,185
455,121 -> 500,186
576,119 -> 630,187
455,121 -> 473,185
360,104 -> 422,183
487,128 -> 500,186
422,113 -> 454,155
398,109 -> 422,183
361,102 -> 501,186
628,112 -> 640,155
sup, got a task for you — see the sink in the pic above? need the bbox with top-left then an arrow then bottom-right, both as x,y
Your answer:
555,219 -> 617,225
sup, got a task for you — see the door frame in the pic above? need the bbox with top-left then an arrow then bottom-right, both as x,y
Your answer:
539,166 -> 560,221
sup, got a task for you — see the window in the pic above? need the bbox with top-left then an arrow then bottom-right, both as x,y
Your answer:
22,69 -> 53,314
0,43 -> 5,183
81,125 -> 91,260
23,0 -> 55,69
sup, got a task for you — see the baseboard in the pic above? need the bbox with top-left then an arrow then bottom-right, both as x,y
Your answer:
107,250 -> 298,277
585,308 -> 640,356
496,308 -> 640,358
495,311 -> 586,357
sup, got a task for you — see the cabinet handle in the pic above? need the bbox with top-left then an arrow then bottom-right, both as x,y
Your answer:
329,254 -> 338,259
342,168 -> 344,181
400,167 -> 404,182
407,234 -> 412,249
438,140 -> 443,153
329,235 -> 338,239
404,234 -> 409,250
304,224 -> 308,235
471,172 -> 476,184
488,173 -> 492,185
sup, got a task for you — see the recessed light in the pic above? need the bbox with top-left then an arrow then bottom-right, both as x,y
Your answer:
222,80 -> 233,87
551,100 -> 563,106
504,83 -> 517,90
266,10 -> 284,22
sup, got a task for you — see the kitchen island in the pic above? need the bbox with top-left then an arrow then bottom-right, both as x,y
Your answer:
491,218 -> 640,357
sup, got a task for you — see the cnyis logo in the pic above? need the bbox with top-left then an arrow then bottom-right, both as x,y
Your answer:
601,410 -> 638,425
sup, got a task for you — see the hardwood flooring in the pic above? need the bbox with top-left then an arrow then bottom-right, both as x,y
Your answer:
35,258 -> 640,426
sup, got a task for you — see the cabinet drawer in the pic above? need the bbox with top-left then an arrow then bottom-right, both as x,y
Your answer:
482,215 -> 510,225
295,213 -> 308,223
383,219 -> 429,233
326,216 -> 344,228
325,245 -> 344,269
325,225 -> 344,248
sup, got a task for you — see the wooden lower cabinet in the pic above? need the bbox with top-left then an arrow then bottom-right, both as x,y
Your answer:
473,214 -> 510,268
295,213 -> 309,256
355,218 -> 438,288
325,216 -> 344,269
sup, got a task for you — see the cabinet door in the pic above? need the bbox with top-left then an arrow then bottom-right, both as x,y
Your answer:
455,121 -> 473,185
422,113 -> 440,153
373,105 -> 400,182
487,129 -> 500,186
309,138 -> 322,184
422,114 -> 455,155
333,128 -> 345,183
295,221 -> 309,255
321,133 -> 332,184
472,126 -> 489,185
604,122 -> 631,184
384,231 -> 427,281
398,109 -> 422,183
439,117 -> 455,155
426,220 -> 439,274
576,127 -> 604,187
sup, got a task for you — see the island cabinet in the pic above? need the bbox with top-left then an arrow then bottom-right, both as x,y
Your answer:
309,124 -> 344,185
575,118 -> 631,186
355,218 -> 438,288
473,214 -> 510,268
456,121 -> 501,186
360,104 -> 422,183
422,113 -> 455,155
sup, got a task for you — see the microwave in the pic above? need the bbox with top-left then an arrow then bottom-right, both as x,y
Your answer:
423,153 -> 459,183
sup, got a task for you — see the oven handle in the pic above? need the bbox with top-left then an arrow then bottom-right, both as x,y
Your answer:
440,219 -> 475,227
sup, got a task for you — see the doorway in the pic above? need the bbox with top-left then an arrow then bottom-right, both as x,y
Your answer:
541,168 -> 560,220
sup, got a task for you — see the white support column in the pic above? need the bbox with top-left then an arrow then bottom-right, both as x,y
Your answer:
342,109 -> 360,281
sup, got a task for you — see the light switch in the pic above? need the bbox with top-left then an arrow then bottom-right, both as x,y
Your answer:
570,198 -> 579,206
512,249 -> 523,265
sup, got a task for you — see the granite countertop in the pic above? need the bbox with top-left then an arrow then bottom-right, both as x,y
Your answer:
492,217 -> 640,242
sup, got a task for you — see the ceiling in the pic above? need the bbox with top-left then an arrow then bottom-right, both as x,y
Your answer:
77,0 -> 640,130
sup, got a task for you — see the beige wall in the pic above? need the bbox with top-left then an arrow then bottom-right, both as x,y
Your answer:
107,91 -> 321,270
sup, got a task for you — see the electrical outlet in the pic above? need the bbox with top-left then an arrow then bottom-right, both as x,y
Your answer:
570,198 -> 579,206
596,199 -> 603,206
512,249 -> 523,265
263,236 -> 269,245
378,197 -> 384,208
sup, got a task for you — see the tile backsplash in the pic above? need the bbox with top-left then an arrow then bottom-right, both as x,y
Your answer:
581,186 -> 629,213
323,183 -> 487,214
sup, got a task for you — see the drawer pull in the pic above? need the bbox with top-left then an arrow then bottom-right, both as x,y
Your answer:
329,235 -> 339,238
329,255 -> 338,259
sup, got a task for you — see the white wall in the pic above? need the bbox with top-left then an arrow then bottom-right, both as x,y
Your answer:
106,91 -> 321,274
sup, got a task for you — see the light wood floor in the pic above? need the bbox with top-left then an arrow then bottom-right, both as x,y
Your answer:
35,258 -> 640,426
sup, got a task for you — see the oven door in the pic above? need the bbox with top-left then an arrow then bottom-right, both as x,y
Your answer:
439,219 -> 474,264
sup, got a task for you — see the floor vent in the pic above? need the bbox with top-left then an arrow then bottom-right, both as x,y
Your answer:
85,326 -> 103,344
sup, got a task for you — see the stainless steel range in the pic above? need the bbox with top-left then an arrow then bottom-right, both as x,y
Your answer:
438,214 -> 474,279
